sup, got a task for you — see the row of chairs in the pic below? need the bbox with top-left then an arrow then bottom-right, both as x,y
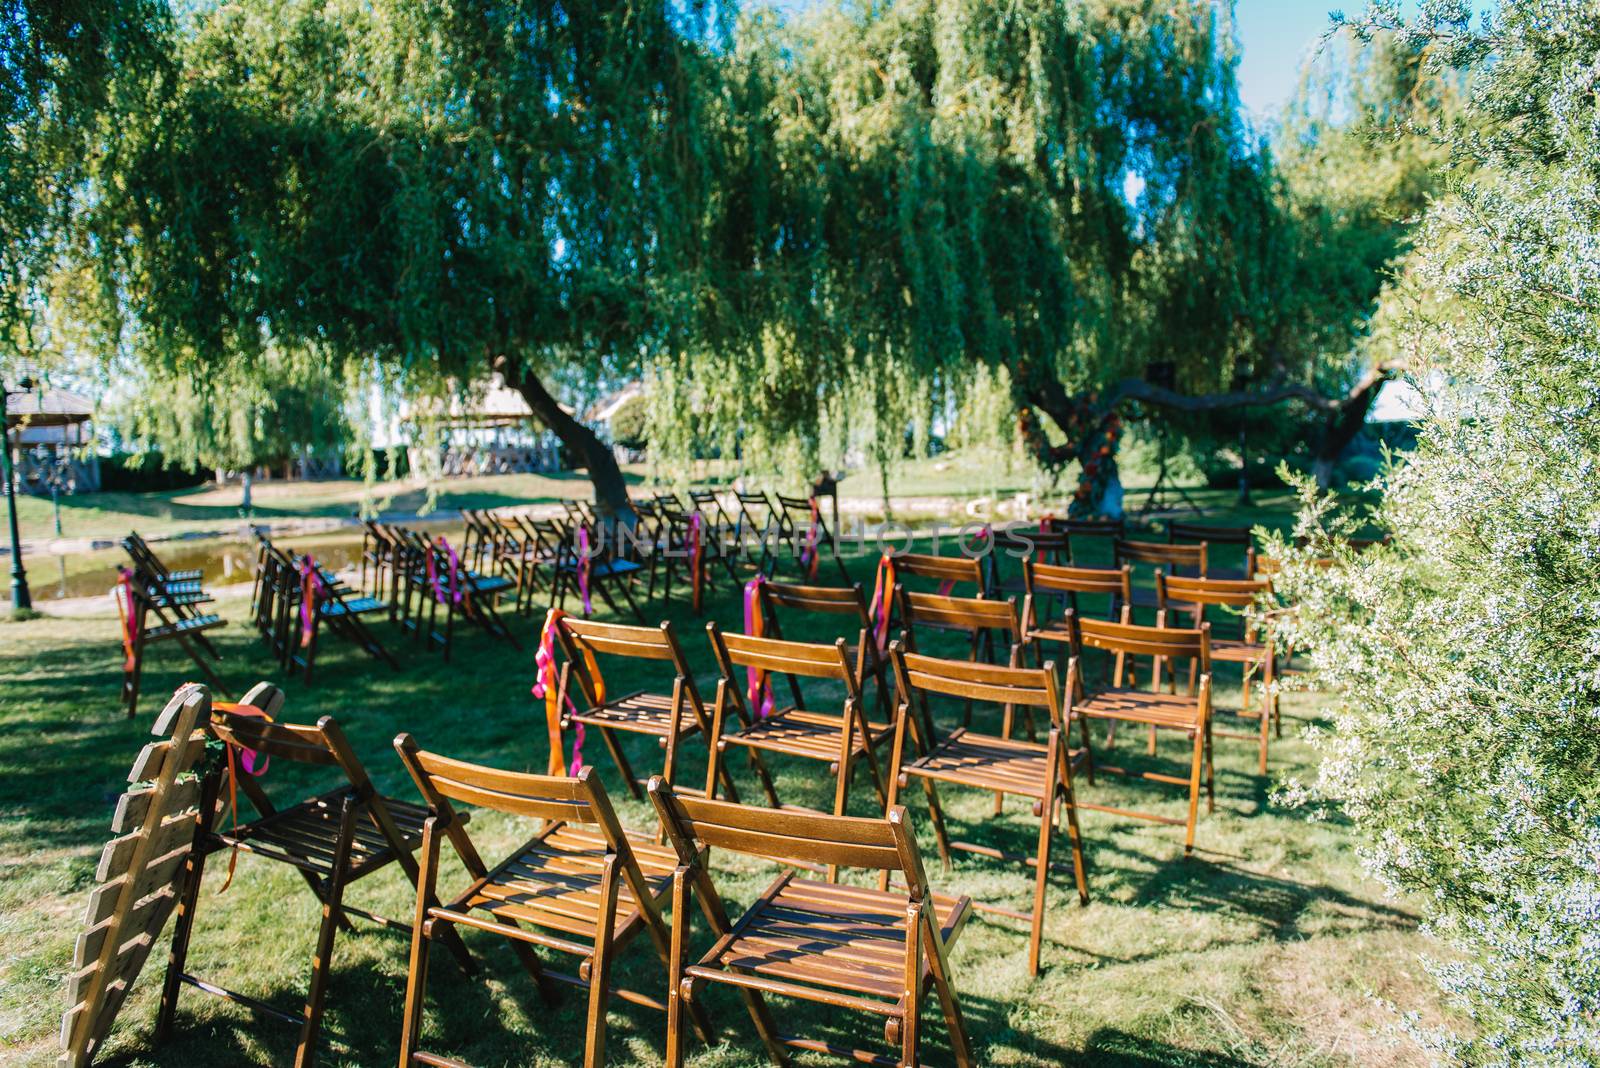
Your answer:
115,533 -> 228,718
358,520 -> 522,657
160,594 -> 1206,1068
249,533 -> 399,682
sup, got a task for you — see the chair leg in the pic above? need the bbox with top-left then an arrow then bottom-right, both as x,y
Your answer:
1183,728 -> 1205,857
295,798 -> 357,1068
156,772 -> 220,1041
598,726 -> 644,800
398,830 -> 439,1066
901,909 -> 922,1067
666,869 -> 693,1067
931,964 -> 974,1068
1028,786 -> 1054,977
584,858 -> 621,1068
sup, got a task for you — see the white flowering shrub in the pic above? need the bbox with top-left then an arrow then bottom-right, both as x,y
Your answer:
1265,2 -> 1600,1063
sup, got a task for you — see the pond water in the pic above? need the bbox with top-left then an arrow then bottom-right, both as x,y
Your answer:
28,520 -> 463,601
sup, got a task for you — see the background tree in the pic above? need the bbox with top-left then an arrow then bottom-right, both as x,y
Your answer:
61,0 -> 739,521
112,352 -> 352,511
1271,1 -> 1600,1060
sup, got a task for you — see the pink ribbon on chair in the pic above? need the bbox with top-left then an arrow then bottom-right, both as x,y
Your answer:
577,526 -> 594,615
1040,513 -> 1055,534
114,567 -> 140,671
743,575 -> 776,718
435,537 -> 463,604
798,498 -> 822,580
532,608 -> 598,776
298,555 -> 326,648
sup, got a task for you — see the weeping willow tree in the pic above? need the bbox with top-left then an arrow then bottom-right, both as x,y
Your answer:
43,0 -> 1450,515
645,1 -> 1319,512
646,0 -> 1460,508
58,0 -> 739,519
1,0 -> 169,369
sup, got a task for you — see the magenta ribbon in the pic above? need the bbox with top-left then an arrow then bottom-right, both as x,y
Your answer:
743,575 -> 776,718
577,526 -> 594,614
435,537 -> 463,604
798,499 -> 821,579
531,610 -> 584,774
298,555 -> 326,647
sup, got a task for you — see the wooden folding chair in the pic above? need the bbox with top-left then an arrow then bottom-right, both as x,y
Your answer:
642,507 -> 721,611
648,778 -> 976,1067
1158,573 -> 1278,773
158,684 -> 473,1067
703,626 -> 892,830
772,492 -> 850,584
550,517 -> 648,623
298,558 -> 399,682
1113,538 -> 1208,616
987,524 -> 1071,597
733,490 -> 778,567
398,528 -> 520,657
392,739 -> 710,1068
1022,560 -> 1131,688
679,489 -> 740,579
756,578 -> 892,717
116,541 -> 227,719
886,643 -> 1090,975
1168,521 -> 1255,580
1068,613 -> 1215,855
552,616 -> 739,802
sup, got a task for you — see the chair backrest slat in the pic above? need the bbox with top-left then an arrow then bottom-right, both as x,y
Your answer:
1025,560 -> 1131,599
1158,573 -> 1270,609
715,630 -> 853,681
401,744 -> 596,823
760,580 -> 867,620
558,617 -> 679,663
1075,615 -> 1211,666
899,590 -> 1020,638
1115,538 -> 1207,571
650,780 -> 902,870
1168,521 -> 1252,546
893,552 -> 984,589
897,648 -> 1055,710
210,712 -> 342,767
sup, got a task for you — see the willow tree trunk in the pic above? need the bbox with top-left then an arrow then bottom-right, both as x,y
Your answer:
509,368 -> 635,521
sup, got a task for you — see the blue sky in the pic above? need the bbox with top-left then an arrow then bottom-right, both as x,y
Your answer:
1233,2 -> 1345,119
768,2 -> 1492,124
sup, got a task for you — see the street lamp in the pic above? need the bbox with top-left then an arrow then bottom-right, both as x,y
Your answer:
2,376 -> 34,611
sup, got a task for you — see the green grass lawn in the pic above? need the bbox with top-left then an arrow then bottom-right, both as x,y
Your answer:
0,527 -> 1447,1067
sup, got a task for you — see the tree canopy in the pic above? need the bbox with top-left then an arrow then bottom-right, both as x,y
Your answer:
24,0 -> 1447,516
1272,1 -> 1600,1059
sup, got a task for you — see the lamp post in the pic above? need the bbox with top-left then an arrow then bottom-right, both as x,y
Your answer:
2,376 -> 34,611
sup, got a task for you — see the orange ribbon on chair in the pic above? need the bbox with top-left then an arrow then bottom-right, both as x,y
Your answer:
688,512 -> 705,613
210,700 -> 274,893
743,576 -> 776,718
869,554 -> 896,653
532,608 -> 606,776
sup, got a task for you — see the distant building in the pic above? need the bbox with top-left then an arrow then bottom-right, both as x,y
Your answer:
400,373 -> 567,477
4,387 -> 100,494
